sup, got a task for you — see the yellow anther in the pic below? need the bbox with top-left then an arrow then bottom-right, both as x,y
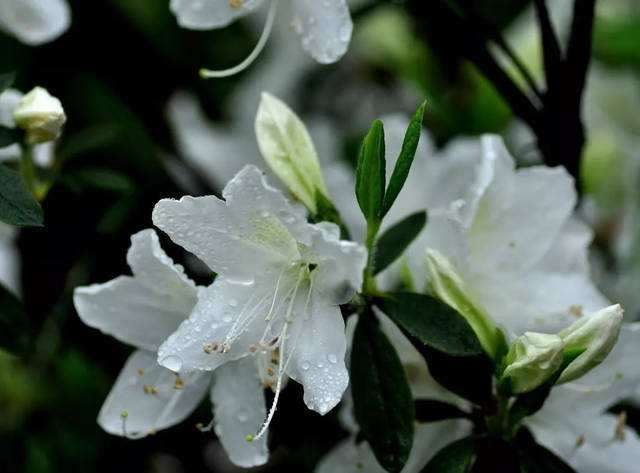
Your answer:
229,0 -> 243,8
137,368 -> 145,376
575,435 -> 585,447
174,377 -> 185,390
143,385 -> 158,395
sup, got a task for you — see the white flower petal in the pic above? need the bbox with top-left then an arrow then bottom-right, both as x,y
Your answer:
0,223 -> 19,294
98,350 -> 209,438
468,135 -> 576,273
169,0 -> 265,30
211,357 -> 268,468
529,413 -> 640,473
157,279 -> 268,373
74,230 -> 198,351
290,0 -> 352,64
307,222 -> 367,305
0,89 -> 22,128
285,299 -> 348,415
153,165 -> 309,280
0,0 -> 70,46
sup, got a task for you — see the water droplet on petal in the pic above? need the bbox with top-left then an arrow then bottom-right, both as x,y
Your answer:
161,355 -> 183,372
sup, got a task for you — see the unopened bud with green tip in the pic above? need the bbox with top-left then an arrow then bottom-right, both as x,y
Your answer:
13,87 -> 66,144
425,249 -> 506,359
557,304 -> 624,383
501,332 -> 564,393
255,92 -> 329,215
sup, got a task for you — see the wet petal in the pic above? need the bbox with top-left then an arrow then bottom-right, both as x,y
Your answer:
153,165 -> 309,280
285,299 -> 348,415
0,0 -> 70,45
98,350 -> 209,438
211,357 -> 268,468
290,0 -> 352,64
307,222 -> 367,305
157,279 -> 270,373
74,230 -> 198,351
170,0 -> 265,30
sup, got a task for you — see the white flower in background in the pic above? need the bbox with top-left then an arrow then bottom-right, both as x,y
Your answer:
170,0 -> 352,76
14,87 -> 66,144
153,165 -> 366,439
73,229 -> 269,468
0,0 -> 70,46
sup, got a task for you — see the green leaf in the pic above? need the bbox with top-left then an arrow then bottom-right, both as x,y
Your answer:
374,211 -> 427,274
0,72 -> 15,93
414,399 -> 469,423
421,437 -> 476,473
379,292 -> 483,356
351,312 -> 414,473
382,101 -> 427,216
0,283 -> 31,356
0,126 -> 21,147
420,346 -> 494,404
62,168 -> 134,194
508,372 -> 561,428
0,164 -> 44,227
516,429 -> 577,473
356,120 -> 386,224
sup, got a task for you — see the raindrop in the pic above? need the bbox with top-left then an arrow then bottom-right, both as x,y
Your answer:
161,355 -> 183,372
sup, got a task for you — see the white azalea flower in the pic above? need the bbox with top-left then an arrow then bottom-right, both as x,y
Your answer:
170,0 -> 352,75
152,164 -> 366,440
73,229 -> 269,468
14,86 -> 66,144
0,0 -> 70,46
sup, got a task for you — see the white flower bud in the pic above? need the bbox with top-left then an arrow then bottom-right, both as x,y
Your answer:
255,93 -> 329,214
13,87 -> 66,144
558,304 -> 624,383
501,332 -> 564,393
425,249 -> 506,358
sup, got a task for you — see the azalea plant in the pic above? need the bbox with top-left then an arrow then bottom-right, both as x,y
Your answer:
2,1 -> 640,473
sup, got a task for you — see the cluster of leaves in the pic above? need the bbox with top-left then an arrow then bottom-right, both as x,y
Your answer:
346,104 -> 577,473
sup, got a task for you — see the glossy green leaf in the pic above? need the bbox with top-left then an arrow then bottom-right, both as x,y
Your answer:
421,437 -> 476,473
356,120 -> 386,224
516,429 -> 577,473
0,164 -> 43,227
379,292 -> 483,356
374,211 -> 427,274
0,283 -> 31,356
351,312 -> 414,473
414,399 -> 469,423
382,101 -> 427,216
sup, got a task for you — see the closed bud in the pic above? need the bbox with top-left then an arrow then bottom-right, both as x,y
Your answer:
13,87 -> 66,144
558,304 -> 624,383
426,249 -> 506,359
255,93 -> 329,214
501,332 -> 564,393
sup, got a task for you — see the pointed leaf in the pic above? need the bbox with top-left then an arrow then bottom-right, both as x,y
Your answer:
382,101 -> 427,216
421,437 -> 476,473
378,292 -> 483,356
516,429 -> 577,473
356,120 -> 386,224
0,164 -> 43,227
351,311 -> 414,472
374,211 -> 427,274
414,399 -> 470,423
